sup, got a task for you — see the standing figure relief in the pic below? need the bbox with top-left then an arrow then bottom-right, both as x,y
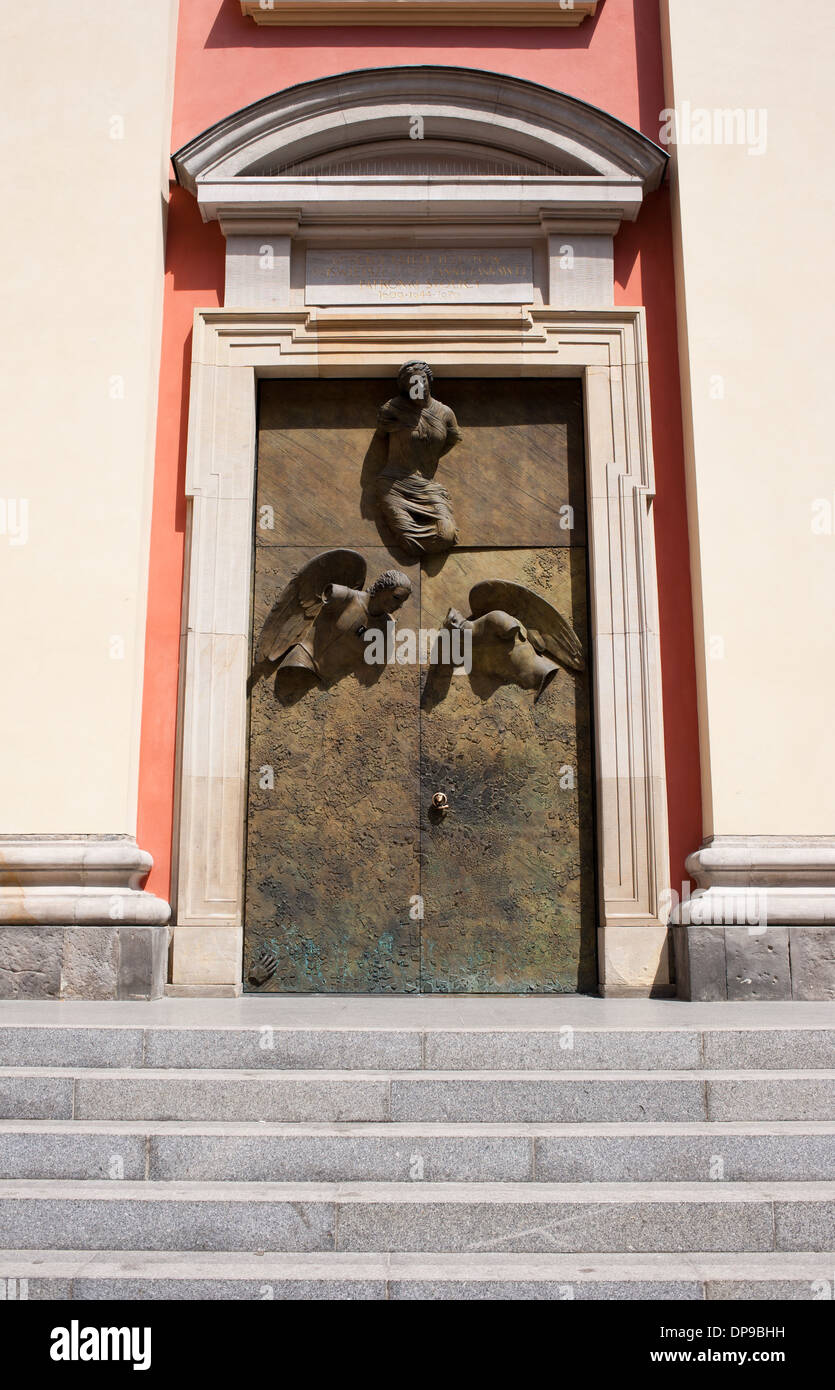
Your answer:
373,360 -> 462,557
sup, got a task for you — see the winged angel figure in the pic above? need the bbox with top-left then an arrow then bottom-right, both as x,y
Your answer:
253,549 -> 411,692
422,579 -> 585,708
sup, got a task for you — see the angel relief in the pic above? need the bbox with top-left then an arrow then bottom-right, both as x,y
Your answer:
422,579 -> 585,709
251,542 -> 584,705
252,549 -> 411,697
246,372 -> 596,995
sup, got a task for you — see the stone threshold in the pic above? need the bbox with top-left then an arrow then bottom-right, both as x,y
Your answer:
0,997 -> 834,1028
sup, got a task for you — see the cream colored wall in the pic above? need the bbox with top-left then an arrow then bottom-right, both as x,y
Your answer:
0,0 -> 178,833
661,0 -> 835,837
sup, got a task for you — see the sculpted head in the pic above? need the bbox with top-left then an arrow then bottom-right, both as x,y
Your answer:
470,611 -> 560,701
397,360 -> 433,405
368,568 -> 412,615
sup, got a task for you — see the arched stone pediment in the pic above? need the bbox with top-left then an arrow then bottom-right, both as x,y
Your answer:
173,66 -> 666,227
249,140 -> 578,180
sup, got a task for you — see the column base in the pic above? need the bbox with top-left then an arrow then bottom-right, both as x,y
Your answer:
596,924 -> 674,998
674,835 -> 835,1000
0,924 -> 170,1000
673,925 -> 835,1001
165,982 -> 242,998
0,835 -> 171,999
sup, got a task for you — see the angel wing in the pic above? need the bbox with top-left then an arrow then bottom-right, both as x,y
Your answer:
468,580 -> 585,672
256,549 -> 367,664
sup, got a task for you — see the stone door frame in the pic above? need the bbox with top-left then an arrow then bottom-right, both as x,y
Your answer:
172,304 -> 670,996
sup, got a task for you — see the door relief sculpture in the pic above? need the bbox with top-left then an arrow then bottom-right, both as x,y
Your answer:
422,579 -> 585,708
373,361 -> 461,556
253,550 -> 412,694
245,368 -> 596,993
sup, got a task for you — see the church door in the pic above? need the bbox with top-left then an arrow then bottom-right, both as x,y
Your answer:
243,376 -> 596,993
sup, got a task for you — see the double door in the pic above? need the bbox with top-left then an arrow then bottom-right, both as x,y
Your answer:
244,378 -> 596,993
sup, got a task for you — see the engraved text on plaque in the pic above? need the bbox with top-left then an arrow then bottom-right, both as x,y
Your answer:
305,248 -> 535,305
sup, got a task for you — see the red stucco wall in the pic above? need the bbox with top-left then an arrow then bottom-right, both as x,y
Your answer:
138,0 -> 701,923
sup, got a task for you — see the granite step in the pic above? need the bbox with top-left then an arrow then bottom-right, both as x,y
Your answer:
0,1022 -> 833,1071
2,1067 -> 834,1123
0,1249 -> 831,1300
0,1119 -> 833,1183
0,1179 -> 833,1253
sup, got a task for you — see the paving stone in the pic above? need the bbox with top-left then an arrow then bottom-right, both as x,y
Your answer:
0,1251 -> 829,1301
335,1187 -> 776,1254
0,1185 -> 336,1252
706,1279 -> 827,1300
74,1072 -> 391,1122
707,1075 -> 835,1122
0,1075 -> 74,1120
0,930 -> 63,1000
774,1198 -> 835,1252
149,1131 -> 531,1183
790,929 -> 835,1002
390,1075 -> 706,1123
388,1278 -> 703,1300
73,1277 -> 387,1300
0,1131 -> 146,1180
0,1028 -> 144,1068
423,1030 -> 701,1071
534,1130 -> 835,1182
0,1278 -> 73,1299
673,926 -> 727,1002
0,1003 -> 832,1300
702,1029 -> 835,1069
143,1028 -> 421,1071
726,928 -> 792,1001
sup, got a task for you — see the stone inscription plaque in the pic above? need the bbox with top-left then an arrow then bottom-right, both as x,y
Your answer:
305,248 -> 534,305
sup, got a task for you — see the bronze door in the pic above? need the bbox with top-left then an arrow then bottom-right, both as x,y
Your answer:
244,378 -> 596,993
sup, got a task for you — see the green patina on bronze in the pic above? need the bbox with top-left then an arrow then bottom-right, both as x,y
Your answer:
247,545 -> 422,993
244,378 -> 596,993
419,548 -> 596,994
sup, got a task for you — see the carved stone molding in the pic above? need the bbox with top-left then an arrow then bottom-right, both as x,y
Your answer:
679,835 -> 835,926
173,66 -> 666,230
0,836 -> 170,1001
672,836 -> 835,1000
173,305 -> 670,996
0,835 -> 170,926
175,68 -> 661,314
241,2 -> 599,26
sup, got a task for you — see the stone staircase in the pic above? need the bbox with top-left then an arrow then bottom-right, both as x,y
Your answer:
0,1005 -> 833,1299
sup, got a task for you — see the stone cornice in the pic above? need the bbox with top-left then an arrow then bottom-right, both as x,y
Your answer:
173,66 -> 666,233
241,1 -> 598,26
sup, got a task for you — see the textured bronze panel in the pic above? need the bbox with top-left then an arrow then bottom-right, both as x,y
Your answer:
257,378 -> 586,549
246,380 -> 595,994
245,546 -> 421,993
441,378 -> 586,548
257,381 -> 386,550
419,549 -> 597,994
